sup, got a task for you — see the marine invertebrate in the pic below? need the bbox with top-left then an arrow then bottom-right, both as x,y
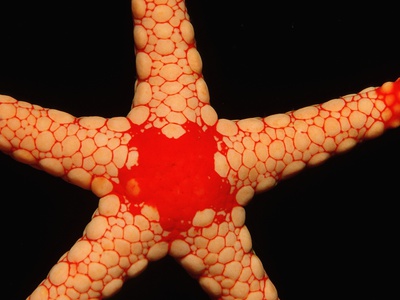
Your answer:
1,0 -> 398,300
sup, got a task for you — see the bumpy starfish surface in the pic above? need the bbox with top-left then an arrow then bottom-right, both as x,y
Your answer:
1,1 -> 399,299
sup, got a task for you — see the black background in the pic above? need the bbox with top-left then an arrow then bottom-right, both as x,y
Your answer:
0,1 -> 399,299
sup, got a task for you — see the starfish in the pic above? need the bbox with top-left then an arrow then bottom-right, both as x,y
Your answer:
1,1 -> 399,300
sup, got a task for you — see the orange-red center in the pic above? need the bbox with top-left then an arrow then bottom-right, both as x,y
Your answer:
116,122 -> 234,240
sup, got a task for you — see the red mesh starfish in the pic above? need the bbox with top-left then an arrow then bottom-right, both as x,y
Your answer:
1,1 -> 399,299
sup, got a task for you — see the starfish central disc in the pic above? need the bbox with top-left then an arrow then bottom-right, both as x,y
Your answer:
117,122 -> 233,239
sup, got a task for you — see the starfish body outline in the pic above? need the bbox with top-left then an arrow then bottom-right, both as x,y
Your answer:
0,0 -> 400,300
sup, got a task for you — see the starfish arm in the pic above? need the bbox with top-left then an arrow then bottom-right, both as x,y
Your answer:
170,207 -> 278,300
0,94 -> 138,196
128,0 -> 219,140
214,78 -> 400,205
0,95 -> 82,170
27,196 -> 169,300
